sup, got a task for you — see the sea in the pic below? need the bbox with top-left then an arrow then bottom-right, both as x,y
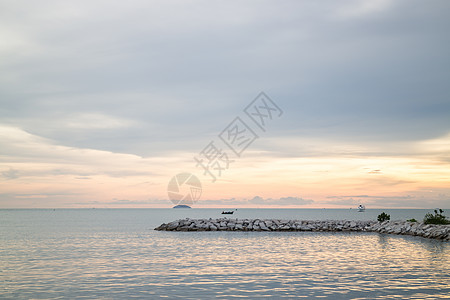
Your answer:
1,208 -> 449,299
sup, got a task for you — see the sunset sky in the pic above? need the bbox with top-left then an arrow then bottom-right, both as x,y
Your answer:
1,0 -> 449,208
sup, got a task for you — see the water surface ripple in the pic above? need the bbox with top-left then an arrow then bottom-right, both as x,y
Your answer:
1,209 -> 449,299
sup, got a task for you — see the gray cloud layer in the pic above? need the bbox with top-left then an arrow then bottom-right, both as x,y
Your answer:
1,1 -> 450,209
1,0 -> 449,158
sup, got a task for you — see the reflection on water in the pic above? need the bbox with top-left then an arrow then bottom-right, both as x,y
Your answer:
1,209 -> 449,299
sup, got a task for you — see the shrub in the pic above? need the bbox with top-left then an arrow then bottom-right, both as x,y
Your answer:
377,212 -> 390,222
407,218 -> 417,222
423,209 -> 450,225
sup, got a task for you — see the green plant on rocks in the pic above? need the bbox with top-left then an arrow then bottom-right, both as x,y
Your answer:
377,212 -> 390,222
407,218 -> 417,222
423,209 -> 450,225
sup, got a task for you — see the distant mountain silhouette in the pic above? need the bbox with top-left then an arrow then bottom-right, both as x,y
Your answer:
173,205 -> 191,208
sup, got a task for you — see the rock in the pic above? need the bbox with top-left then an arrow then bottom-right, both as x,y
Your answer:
259,221 -> 270,231
280,225 -> 290,231
167,222 -> 179,230
154,218 -> 449,240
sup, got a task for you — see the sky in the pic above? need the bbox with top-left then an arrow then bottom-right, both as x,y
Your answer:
1,0 -> 450,209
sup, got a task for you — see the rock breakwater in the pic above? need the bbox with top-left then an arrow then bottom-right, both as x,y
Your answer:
155,218 -> 450,241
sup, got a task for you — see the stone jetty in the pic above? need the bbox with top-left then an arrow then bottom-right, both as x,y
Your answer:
155,218 -> 450,241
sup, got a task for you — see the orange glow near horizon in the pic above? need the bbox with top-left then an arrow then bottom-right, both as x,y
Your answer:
1,126 -> 449,209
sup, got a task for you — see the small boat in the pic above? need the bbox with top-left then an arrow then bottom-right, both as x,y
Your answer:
357,205 -> 366,212
221,210 -> 234,214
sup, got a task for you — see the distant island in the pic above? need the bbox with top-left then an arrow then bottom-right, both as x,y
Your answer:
173,205 -> 191,209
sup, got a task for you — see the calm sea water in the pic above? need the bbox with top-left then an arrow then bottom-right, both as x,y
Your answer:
1,209 -> 449,299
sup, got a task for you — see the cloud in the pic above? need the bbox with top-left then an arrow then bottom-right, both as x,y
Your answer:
69,198 -> 170,207
324,190 -> 450,208
198,196 -> 313,207
248,196 -> 265,204
278,197 -> 314,205
1,168 -> 19,180
335,0 -> 394,19
65,113 -> 138,129
368,169 -> 382,174
0,124 -> 193,207
1,0 -> 449,157
1,1 -> 450,208
0,125 -> 168,178
14,194 -> 48,199
324,198 -> 361,206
